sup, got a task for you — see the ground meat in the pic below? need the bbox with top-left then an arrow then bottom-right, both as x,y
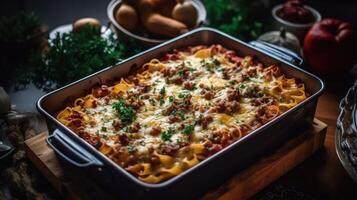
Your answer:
159,144 -> 180,156
126,75 -> 139,85
138,85 -> 151,93
221,66 -> 241,80
131,122 -> 141,133
199,83 -> 208,89
202,90 -> 215,100
162,67 -> 177,77
169,115 -> 181,123
197,115 -> 213,129
210,44 -> 227,54
264,65 -> 282,77
225,50 -> 243,64
92,85 -> 110,98
162,51 -> 180,61
112,120 -> 122,131
227,89 -> 240,101
213,100 -> 240,114
182,94 -> 192,108
255,106 -> 278,124
165,103 -> 179,115
148,154 -> 160,165
250,97 -> 274,106
183,81 -> 195,90
126,97 -> 144,110
82,133 -> 101,148
246,67 -> 257,77
119,134 -> 130,145
172,76 -> 184,84
149,126 -> 162,136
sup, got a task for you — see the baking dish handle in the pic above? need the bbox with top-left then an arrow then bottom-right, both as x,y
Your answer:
249,40 -> 304,66
47,129 -> 103,168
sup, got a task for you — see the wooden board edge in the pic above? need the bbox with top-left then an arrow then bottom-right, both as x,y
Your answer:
24,133 -> 64,194
202,119 -> 327,200
24,119 -> 327,200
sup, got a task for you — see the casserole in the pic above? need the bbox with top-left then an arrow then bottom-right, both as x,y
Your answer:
37,28 -> 324,199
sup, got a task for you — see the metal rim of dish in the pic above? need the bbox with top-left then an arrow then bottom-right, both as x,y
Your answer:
335,81 -> 357,183
272,4 -> 321,28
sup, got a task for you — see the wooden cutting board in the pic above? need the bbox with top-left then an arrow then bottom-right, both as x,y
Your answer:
24,119 -> 327,200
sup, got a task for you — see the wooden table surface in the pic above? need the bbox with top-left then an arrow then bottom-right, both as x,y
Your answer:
248,79 -> 357,200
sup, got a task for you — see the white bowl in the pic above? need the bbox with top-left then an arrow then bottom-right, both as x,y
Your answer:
107,0 -> 207,46
272,4 -> 321,41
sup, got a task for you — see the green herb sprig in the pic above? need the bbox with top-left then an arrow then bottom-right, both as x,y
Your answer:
112,99 -> 135,124
182,125 -> 194,135
206,0 -> 264,41
160,127 -> 176,142
30,25 -> 145,91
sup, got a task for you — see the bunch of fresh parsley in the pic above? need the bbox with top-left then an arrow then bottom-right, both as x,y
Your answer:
206,0 -> 265,41
31,25 -> 144,91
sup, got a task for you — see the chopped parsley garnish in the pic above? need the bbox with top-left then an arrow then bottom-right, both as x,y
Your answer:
160,99 -> 165,106
139,140 -> 146,146
160,86 -> 166,95
177,70 -> 184,77
112,100 -> 135,124
183,125 -> 194,135
123,126 -> 132,133
160,127 -> 176,142
149,98 -> 156,106
168,96 -> 175,102
178,93 -> 185,98
213,58 -> 221,66
178,110 -> 185,120
236,84 -> 246,92
101,127 -> 107,132
127,145 -> 136,154
178,92 -> 189,99
188,67 -> 196,72
161,131 -> 172,142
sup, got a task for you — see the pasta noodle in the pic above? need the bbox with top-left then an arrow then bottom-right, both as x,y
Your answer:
56,44 -> 308,183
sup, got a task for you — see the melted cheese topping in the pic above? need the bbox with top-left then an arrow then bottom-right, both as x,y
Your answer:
57,45 -> 307,184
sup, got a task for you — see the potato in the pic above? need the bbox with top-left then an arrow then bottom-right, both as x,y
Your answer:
150,0 -> 177,17
172,0 -> 198,27
72,18 -> 101,33
144,13 -> 188,37
115,3 -> 138,31
137,0 -> 188,37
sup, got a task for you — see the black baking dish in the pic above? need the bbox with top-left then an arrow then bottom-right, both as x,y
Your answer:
37,28 -> 325,200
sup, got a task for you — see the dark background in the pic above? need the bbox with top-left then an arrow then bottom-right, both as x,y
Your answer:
1,0 -> 356,29
0,0 -> 356,112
